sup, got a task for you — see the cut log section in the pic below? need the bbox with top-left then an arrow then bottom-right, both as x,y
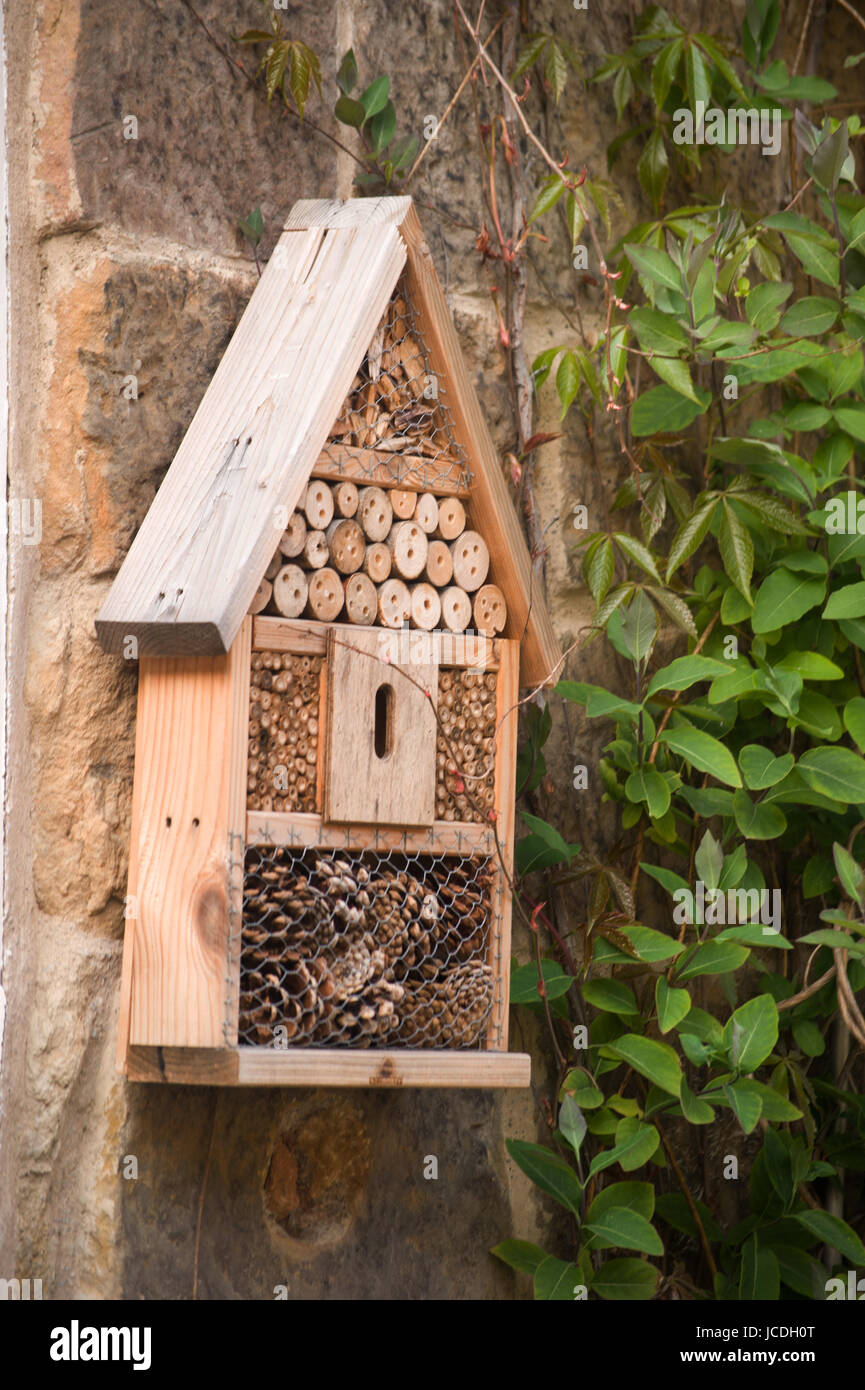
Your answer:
441,585 -> 472,632
279,511 -> 307,558
307,567 -> 344,622
473,583 -> 507,635
333,481 -> 359,518
391,488 -> 417,520
435,497 -> 466,541
378,577 -> 411,628
424,539 -> 453,588
303,479 -> 334,531
450,531 -> 490,592
264,549 -> 282,581
326,518 -> 365,574
273,564 -> 309,619
248,578 -> 273,615
386,520 -> 428,580
363,541 -> 392,584
358,486 -> 393,542
303,530 -> 329,570
410,582 -> 442,631
345,572 -> 377,626
415,492 -> 439,534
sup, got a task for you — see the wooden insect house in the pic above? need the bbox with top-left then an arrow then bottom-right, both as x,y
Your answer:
97,197 -> 560,1087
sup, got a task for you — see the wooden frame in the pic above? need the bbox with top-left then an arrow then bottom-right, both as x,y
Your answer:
119,614 -> 530,1087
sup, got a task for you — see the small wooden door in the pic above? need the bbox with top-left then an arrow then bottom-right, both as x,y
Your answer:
324,627 -> 438,825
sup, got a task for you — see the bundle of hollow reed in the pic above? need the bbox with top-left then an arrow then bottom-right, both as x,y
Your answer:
247,652 -> 321,814
436,668 -> 498,823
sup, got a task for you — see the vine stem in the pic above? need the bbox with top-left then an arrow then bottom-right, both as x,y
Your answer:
656,1118 -> 718,1281
647,612 -> 720,767
404,15 -> 506,184
834,0 -> 865,36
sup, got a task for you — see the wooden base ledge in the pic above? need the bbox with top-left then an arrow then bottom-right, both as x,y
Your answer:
126,1046 -> 531,1088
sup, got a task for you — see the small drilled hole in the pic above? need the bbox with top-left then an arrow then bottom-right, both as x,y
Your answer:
192,817 -> 200,828
165,817 -> 172,828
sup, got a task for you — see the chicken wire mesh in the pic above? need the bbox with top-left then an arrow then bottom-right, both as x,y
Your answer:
320,274 -> 472,494
236,843 -> 500,1050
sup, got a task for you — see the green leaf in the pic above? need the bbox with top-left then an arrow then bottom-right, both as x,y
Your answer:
491,1238 -> 548,1275
637,127 -> 669,213
620,923 -> 686,963
679,1080 -> 715,1123
512,34 -> 548,81
620,590 -> 658,664
588,1118 -> 660,1176
555,350 -> 581,418
739,745 -> 794,790
562,1070 -> 605,1109
632,385 -> 710,436
833,404 -> 865,442
746,280 -> 793,332
772,1245 -> 828,1299
625,768 -> 671,819
587,1181 -> 654,1233
604,1033 -> 682,1097
779,296 -> 839,337
590,1257 -> 660,1301
665,498 -> 718,579
558,1093 -> 587,1158
793,1210 -> 865,1265
655,976 -> 691,1033
695,829 -> 723,889
655,1192 -> 723,1241
533,1256 -> 583,1300
675,941 -> 750,981
505,1139 -> 582,1216
724,994 -> 779,1071
732,790 -> 787,840
585,537 -> 614,603
739,1078 -> 802,1122
359,74 -> 389,118
650,353 -> 701,402
336,48 -> 358,95
510,957 -> 574,1005
583,977 -> 640,1016
792,1018 -> 826,1057
824,581 -> 865,619
630,307 -> 688,356
613,533 -> 662,583
833,842 -> 864,908
647,655 -> 728,697
585,1206 -> 664,1256
798,745 -> 865,803
752,571 -> 825,633
843,697 -> 865,753
658,724 -> 742,787
723,1080 -> 763,1134
369,99 -> 396,152
529,176 -> 566,224
623,242 -> 682,294
740,1236 -> 780,1301
776,651 -> 842,681
719,502 -> 754,601
812,120 -> 849,193
334,94 -> 366,128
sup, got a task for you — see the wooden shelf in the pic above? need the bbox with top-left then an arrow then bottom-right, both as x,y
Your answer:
246,811 -> 496,855
127,1045 -> 531,1088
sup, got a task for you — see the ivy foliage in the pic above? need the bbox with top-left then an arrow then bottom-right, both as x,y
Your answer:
500,0 -> 865,1301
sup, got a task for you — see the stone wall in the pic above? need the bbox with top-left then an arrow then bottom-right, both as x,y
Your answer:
5,0 -> 845,1299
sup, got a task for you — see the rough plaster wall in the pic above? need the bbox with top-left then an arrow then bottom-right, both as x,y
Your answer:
4,0 -> 857,1299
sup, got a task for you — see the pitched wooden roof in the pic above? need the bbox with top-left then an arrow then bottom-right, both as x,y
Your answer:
96,197 -> 560,687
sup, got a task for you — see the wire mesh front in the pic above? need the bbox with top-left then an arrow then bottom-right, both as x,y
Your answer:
238,845 -> 497,1049
320,275 -> 472,493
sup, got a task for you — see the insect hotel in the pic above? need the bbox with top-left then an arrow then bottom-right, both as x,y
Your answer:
97,197 -> 559,1087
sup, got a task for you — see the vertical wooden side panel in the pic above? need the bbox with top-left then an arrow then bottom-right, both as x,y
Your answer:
125,620 -> 250,1049
487,640 -> 520,1050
